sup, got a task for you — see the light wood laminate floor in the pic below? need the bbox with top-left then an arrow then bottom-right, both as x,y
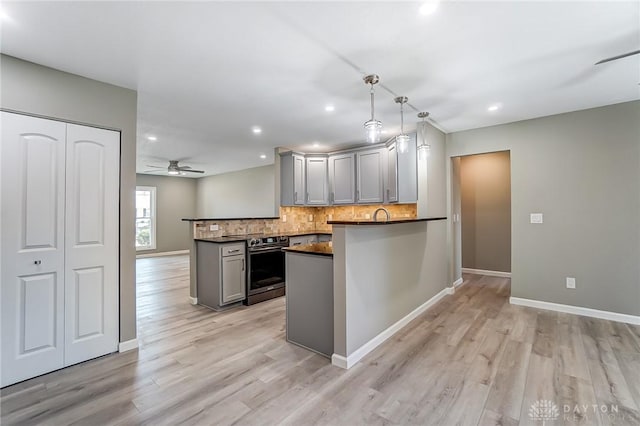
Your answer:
2,255 -> 640,425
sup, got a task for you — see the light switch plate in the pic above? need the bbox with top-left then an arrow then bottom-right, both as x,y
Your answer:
209,224 -> 219,231
282,214 -> 287,222
566,277 -> 576,289
530,213 -> 543,224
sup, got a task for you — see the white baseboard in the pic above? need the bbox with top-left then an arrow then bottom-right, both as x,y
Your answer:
331,287 -> 452,370
189,297 -> 198,305
452,277 -> 464,288
136,250 -> 189,259
510,297 -> 640,326
118,338 -> 139,352
462,268 -> 511,278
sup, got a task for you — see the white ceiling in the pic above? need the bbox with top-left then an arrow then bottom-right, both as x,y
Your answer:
2,1 -> 639,177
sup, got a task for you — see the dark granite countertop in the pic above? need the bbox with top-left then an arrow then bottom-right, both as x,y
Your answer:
327,217 -> 446,225
283,242 -> 333,257
195,236 -> 248,243
195,231 -> 332,244
183,217 -> 280,222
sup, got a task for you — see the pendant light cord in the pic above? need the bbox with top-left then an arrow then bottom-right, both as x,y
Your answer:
370,85 -> 375,121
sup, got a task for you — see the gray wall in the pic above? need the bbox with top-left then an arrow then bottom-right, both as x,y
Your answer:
460,151 -> 511,272
447,101 -> 640,316
136,174 -> 197,254
332,221 -> 448,358
1,55 -> 138,342
196,165 -> 276,218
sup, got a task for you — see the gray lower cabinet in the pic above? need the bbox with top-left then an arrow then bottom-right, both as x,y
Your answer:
197,241 -> 246,310
221,255 -> 246,304
356,147 -> 385,203
285,251 -> 334,357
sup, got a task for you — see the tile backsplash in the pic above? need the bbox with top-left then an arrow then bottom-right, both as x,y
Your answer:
193,204 -> 417,239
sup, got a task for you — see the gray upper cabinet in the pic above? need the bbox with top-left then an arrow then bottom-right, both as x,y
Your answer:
305,156 -> 329,205
356,148 -> 385,204
280,152 -> 305,206
395,133 -> 418,203
328,152 -> 356,204
387,142 -> 398,203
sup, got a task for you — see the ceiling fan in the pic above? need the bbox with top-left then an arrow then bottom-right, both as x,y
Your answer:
143,160 -> 205,175
595,49 -> 640,65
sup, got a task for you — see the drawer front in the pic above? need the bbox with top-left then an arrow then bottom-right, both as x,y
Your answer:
221,243 -> 245,257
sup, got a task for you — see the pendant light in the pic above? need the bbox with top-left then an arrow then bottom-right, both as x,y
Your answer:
417,111 -> 431,161
363,74 -> 382,143
394,96 -> 410,154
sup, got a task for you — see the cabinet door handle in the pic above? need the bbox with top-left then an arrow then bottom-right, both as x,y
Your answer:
242,258 -> 245,271
331,192 -> 334,204
356,189 -> 360,201
294,191 -> 297,202
34,260 -> 42,265
228,249 -> 240,254
306,192 -> 309,203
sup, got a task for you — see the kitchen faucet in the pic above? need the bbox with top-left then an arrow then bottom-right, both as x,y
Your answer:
373,207 -> 390,222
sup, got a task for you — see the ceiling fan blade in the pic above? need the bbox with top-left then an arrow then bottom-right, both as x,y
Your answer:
177,165 -> 192,169
142,169 -> 165,173
145,164 -> 165,168
185,169 -> 205,174
595,49 -> 640,65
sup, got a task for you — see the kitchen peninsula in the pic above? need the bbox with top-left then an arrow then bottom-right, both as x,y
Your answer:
284,217 -> 448,369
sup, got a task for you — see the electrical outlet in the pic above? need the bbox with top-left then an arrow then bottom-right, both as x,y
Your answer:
308,214 -> 313,222
530,213 -> 544,224
566,277 -> 576,289
209,224 -> 219,231
282,214 -> 287,222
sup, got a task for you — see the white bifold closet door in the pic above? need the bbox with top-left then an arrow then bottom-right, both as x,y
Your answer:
1,112 -> 120,387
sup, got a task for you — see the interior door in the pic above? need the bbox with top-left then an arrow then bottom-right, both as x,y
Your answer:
64,124 -> 120,366
1,112 -> 67,387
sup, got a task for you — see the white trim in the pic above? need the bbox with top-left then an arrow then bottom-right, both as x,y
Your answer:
331,354 -> 348,369
189,297 -> 198,305
462,268 -> 511,278
331,287 -> 452,370
118,338 -> 139,352
136,249 -> 189,259
135,186 -> 157,251
453,277 -> 464,288
510,297 -> 640,326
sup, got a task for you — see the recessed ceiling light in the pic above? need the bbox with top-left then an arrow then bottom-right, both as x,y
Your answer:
488,103 -> 502,112
252,126 -> 262,134
325,105 -> 335,112
419,1 -> 439,16
259,154 -> 267,159
312,142 -> 320,148
147,135 -> 157,141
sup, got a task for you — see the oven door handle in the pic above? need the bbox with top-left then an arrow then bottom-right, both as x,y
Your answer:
249,247 -> 284,253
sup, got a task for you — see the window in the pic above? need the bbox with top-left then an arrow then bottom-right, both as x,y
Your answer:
135,186 -> 156,250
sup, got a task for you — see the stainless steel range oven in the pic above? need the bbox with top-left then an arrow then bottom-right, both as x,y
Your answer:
245,236 -> 288,305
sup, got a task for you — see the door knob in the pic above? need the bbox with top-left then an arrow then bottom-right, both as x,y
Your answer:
34,260 -> 42,265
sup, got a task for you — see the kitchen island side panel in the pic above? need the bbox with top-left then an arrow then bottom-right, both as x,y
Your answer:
285,252 -> 334,357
